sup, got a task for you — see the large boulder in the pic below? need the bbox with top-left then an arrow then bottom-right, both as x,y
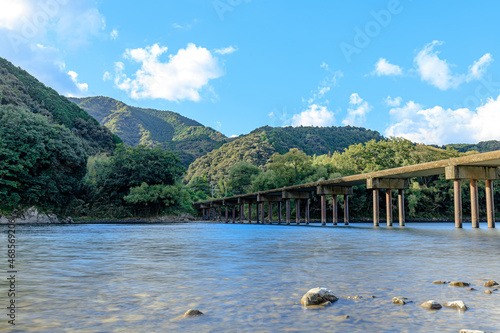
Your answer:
0,207 -> 59,224
483,280 -> 498,287
442,300 -> 468,311
420,300 -> 442,310
300,287 -> 338,306
183,309 -> 203,317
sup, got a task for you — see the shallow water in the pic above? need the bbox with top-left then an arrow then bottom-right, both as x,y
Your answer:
1,222 -> 499,332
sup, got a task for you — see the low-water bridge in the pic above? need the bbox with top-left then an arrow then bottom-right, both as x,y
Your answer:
194,150 -> 500,228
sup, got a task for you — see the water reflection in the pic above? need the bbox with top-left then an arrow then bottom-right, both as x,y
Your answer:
1,223 -> 499,332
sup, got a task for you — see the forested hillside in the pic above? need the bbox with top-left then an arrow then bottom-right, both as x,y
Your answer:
444,140 -> 500,153
185,126 -> 384,186
69,96 -> 227,166
0,57 -> 120,212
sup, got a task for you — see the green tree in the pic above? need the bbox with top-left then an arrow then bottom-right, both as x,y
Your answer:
0,105 -> 87,212
227,161 -> 261,195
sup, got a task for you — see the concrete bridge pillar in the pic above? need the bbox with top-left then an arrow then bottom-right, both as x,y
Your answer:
316,186 -> 352,226
285,199 -> 291,225
332,195 -> 338,225
398,189 -> 405,226
256,202 -> 260,224
278,201 -> 282,224
486,179 -> 495,228
367,178 -> 409,227
306,199 -> 310,225
446,166 -> 498,228
225,206 -> 229,223
268,202 -> 273,224
320,195 -> 327,225
283,191 -> 310,226
373,189 -> 380,227
386,189 -> 393,227
343,195 -> 349,225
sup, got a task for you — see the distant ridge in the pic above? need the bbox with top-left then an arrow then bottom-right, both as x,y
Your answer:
69,96 -> 227,166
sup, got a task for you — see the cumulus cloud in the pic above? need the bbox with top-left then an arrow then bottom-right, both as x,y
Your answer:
110,29 -> 118,40
384,96 -> 402,107
342,93 -> 372,126
372,58 -> 402,76
67,70 -> 88,94
114,43 -> 224,102
214,46 -> 238,55
292,104 -> 335,127
385,95 -> 500,144
414,41 -> 493,90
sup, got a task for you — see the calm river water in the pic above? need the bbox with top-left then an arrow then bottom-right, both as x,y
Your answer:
1,222 -> 499,332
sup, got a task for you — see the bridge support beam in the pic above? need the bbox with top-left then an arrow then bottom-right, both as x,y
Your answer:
278,201 -> 282,224
343,195 -> 349,225
317,186 -> 352,226
283,191 -> 311,226
446,166 -> 499,228
486,179 -> 495,228
268,202 -> 273,224
239,204 -> 243,223
285,199 -> 291,225
333,195 -> 338,225
306,199 -> 310,225
398,189 -> 405,226
373,189 -> 380,227
367,178 -> 409,227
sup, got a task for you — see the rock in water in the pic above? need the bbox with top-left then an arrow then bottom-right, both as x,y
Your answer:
442,301 -> 468,311
183,309 -> 203,317
301,287 -> 338,306
449,281 -> 470,287
392,297 -> 409,305
484,290 -> 492,294
432,280 -> 448,284
483,280 -> 499,287
420,300 -> 442,310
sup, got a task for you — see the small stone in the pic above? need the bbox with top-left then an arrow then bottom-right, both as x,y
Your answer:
467,288 -> 476,291
449,281 -> 470,287
484,289 -> 492,294
301,287 -> 338,306
392,297 -> 408,305
183,309 -> 203,317
483,280 -> 499,287
442,300 -> 468,311
346,295 -> 362,300
341,315 -> 350,319
432,280 -> 448,284
420,300 -> 442,310
370,295 -> 377,298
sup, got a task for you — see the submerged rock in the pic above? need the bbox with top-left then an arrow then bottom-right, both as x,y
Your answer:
442,300 -> 468,311
483,280 -> 499,287
420,300 -> 442,310
467,288 -> 476,291
183,309 -> 204,317
484,290 -> 492,294
392,297 -> 410,305
449,281 -> 470,287
301,287 -> 338,306
432,280 -> 448,284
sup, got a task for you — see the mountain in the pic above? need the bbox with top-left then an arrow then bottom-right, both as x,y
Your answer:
444,140 -> 500,153
185,125 -> 384,185
69,96 -> 227,166
0,58 -> 120,155
0,57 -> 120,212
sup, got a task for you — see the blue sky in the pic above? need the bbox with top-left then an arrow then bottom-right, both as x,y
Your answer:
1,0 -> 500,145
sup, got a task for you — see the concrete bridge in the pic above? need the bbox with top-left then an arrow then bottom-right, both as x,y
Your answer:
194,150 -> 500,228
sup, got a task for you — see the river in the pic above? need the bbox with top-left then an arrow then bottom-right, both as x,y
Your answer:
2,222 -> 499,332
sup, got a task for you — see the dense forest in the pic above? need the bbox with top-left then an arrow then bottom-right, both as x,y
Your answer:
69,96 -> 227,167
2,56 -> 500,221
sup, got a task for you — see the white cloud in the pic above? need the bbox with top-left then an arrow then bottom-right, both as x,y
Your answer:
214,121 -> 222,129
467,53 -> 493,81
114,43 -> 224,102
102,71 -> 111,81
68,70 -> 88,93
385,95 -> 500,144
384,96 -> 402,107
110,29 -> 118,40
372,58 -> 402,76
414,41 -> 493,90
0,0 -> 30,30
214,46 -> 238,55
230,134 -> 239,138
291,104 -> 335,127
342,93 -> 372,126
307,63 -> 343,105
